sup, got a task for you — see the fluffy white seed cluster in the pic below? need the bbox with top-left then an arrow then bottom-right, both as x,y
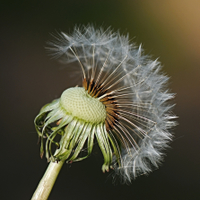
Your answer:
48,25 -> 176,182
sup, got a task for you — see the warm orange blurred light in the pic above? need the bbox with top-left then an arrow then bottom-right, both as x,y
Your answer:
138,0 -> 200,58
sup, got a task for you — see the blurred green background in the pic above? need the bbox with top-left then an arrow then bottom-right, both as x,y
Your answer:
1,1 -> 199,199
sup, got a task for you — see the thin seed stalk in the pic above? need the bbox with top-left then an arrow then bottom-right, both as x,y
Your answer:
31,160 -> 64,200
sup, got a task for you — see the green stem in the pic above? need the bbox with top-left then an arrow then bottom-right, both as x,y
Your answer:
31,160 -> 64,200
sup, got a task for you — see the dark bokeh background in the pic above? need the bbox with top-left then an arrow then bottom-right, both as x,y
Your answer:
1,1 -> 200,199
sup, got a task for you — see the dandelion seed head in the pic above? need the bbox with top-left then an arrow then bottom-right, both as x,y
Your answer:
35,25 -> 177,183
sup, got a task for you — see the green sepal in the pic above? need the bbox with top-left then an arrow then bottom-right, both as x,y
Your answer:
39,99 -> 60,114
54,118 -> 77,160
95,123 -> 112,172
68,119 -> 85,148
34,99 -> 60,137
69,123 -> 92,162
72,124 -> 95,162
87,125 -> 95,155
107,131 -> 121,167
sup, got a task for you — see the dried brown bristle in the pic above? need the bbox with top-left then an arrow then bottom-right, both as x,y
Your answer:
82,78 -> 118,131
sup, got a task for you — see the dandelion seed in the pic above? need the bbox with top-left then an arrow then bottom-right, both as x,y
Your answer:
34,25 -> 176,185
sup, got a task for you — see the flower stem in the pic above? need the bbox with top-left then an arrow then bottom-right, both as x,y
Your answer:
31,160 -> 64,200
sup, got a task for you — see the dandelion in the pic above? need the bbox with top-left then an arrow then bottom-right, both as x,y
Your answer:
32,25 -> 176,199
